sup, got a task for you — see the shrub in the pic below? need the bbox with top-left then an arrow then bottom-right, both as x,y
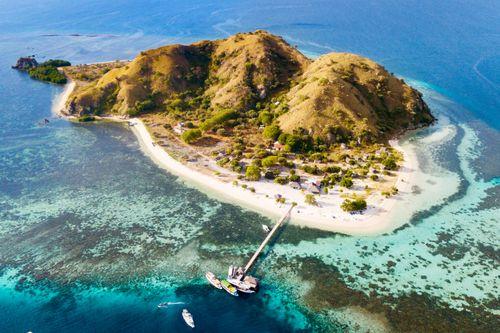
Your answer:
245,165 -> 261,181
134,99 -> 156,113
305,194 -> 317,206
263,125 -> 281,141
276,197 -> 286,204
264,171 -> 276,179
181,129 -> 202,143
302,164 -> 320,175
230,160 -> 242,172
370,174 -> 379,181
341,198 -> 367,212
274,176 -> 289,185
78,114 -> 95,122
391,186 -> 398,195
258,111 -> 273,125
249,187 -> 256,193
382,155 -> 398,170
289,174 -> 300,182
262,155 -> 278,167
200,109 -> 238,131
339,177 -> 353,188
323,165 -> 341,174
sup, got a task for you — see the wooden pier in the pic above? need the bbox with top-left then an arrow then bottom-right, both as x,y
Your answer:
243,205 -> 293,273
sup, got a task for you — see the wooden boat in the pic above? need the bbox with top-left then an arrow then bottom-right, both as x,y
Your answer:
221,280 -> 238,296
205,271 -> 222,289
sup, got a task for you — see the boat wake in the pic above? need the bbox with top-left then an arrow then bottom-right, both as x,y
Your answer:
157,301 -> 186,308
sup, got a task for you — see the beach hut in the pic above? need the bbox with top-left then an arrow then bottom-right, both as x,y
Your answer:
307,183 -> 321,194
273,141 -> 285,151
173,122 -> 185,135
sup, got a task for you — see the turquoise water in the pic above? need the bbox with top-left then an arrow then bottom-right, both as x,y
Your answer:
0,1 -> 499,332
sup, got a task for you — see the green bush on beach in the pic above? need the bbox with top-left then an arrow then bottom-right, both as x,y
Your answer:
245,165 -> 261,181
181,129 -> 202,143
341,198 -> 367,212
305,194 -> 317,206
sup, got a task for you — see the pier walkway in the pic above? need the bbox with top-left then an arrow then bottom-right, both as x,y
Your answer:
243,205 -> 293,274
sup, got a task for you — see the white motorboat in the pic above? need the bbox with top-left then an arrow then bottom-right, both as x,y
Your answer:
182,309 -> 195,328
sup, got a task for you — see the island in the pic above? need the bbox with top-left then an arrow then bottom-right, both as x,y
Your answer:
56,30 -> 434,235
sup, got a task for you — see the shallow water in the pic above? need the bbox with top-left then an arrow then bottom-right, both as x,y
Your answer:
0,1 -> 498,332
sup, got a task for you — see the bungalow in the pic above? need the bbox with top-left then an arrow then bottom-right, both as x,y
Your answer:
306,179 -> 321,193
308,178 -> 322,187
173,122 -> 185,135
307,183 -> 321,194
273,141 -> 285,151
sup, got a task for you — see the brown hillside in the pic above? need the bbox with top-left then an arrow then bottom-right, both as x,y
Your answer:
279,53 -> 433,142
65,30 -> 433,144
66,30 -> 308,116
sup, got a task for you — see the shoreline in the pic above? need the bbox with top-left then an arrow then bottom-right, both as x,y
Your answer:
53,80 -> 421,236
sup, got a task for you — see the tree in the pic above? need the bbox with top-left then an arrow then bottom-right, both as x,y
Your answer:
200,109 -> 238,131
274,176 -> 289,185
382,155 -> 398,170
245,165 -> 261,181
258,111 -> 273,125
339,177 -> 353,188
181,129 -> 202,143
263,124 -> 281,141
341,198 -> 367,212
262,155 -> 278,167
305,194 -> 317,206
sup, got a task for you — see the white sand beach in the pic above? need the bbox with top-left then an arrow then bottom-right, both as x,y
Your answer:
54,80 -> 424,236
129,118 -> 419,236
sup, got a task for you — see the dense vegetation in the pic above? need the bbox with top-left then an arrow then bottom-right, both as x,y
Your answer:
27,59 -> 70,84
29,66 -> 67,84
41,59 -> 71,67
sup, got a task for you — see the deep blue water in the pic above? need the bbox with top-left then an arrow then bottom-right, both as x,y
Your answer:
0,1 -> 498,332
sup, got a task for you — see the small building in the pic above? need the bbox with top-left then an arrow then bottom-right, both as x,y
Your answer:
308,179 -> 322,187
273,141 -> 285,151
307,183 -> 321,194
289,181 -> 301,190
173,122 -> 185,135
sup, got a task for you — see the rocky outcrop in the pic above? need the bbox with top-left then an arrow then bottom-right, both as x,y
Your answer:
12,56 -> 38,70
